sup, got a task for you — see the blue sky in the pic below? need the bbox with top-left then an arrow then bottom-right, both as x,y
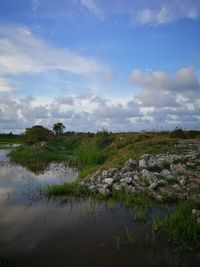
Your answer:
0,0 -> 200,132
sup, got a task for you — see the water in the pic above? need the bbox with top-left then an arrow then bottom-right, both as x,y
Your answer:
0,144 -> 20,148
0,149 -> 199,267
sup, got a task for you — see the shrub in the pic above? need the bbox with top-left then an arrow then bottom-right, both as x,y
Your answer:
76,140 -> 107,167
170,128 -> 187,139
23,125 -> 50,145
95,129 -> 113,149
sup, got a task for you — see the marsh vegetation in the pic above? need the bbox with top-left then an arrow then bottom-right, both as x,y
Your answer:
1,127 -> 200,266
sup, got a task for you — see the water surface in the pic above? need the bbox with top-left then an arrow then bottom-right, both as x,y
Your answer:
0,149 -> 199,267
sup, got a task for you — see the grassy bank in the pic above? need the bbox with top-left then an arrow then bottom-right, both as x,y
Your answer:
10,130 -> 200,171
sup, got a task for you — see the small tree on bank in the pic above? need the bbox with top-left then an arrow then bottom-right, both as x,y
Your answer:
53,122 -> 65,135
23,125 -> 50,144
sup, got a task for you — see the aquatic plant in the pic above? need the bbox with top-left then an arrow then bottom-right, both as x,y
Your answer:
132,206 -> 148,222
151,202 -> 200,242
125,226 -> 136,247
113,234 -> 121,250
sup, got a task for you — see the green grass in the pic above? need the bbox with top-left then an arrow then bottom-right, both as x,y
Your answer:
44,182 -> 91,198
151,202 -> 200,243
112,190 -> 151,207
10,145 -> 74,164
131,206 -> 148,222
125,226 -> 136,247
75,140 -> 107,167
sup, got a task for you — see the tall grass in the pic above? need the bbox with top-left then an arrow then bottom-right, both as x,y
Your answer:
75,140 -> 107,167
75,131 -> 112,167
45,182 -> 90,198
151,203 -> 200,242
125,226 -> 136,247
10,145 -> 73,164
112,190 -> 151,207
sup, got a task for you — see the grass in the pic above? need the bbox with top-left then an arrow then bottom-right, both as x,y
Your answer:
151,202 -> 200,243
131,206 -> 148,222
113,234 -> 121,250
75,139 -> 107,167
45,182 -> 90,198
10,145 -> 74,165
125,226 -> 136,247
112,190 -> 151,207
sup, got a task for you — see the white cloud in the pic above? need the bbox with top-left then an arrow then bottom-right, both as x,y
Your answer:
0,88 -> 200,133
135,0 -> 200,25
0,25 -> 107,76
0,77 -> 13,92
80,0 -> 104,20
129,66 -> 200,106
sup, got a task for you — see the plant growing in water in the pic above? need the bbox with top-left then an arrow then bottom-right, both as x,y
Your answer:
125,226 -> 136,247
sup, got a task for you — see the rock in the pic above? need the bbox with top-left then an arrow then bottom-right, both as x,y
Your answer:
98,188 -> 111,197
88,184 -> 96,192
133,173 -> 140,182
102,170 -> 109,177
125,158 -> 138,170
104,178 -> 114,186
123,177 -> 132,184
179,178 -> 187,186
139,159 -> 148,168
160,169 -> 172,180
192,209 -> 197,216
125,185 -> 135,194
148,180 -> 167,191
170,163 -> 186,173
141,154 -> 150,160
113,173 -> 121,182
81,142 -> 200,203
141,169 -> 157,184
112,184 -> 122,191
172,184 -> 181,192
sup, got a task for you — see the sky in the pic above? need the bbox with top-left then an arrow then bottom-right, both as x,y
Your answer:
0,0 -> 200,133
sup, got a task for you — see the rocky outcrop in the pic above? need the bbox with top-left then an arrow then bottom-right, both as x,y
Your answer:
80,145 -> 200,202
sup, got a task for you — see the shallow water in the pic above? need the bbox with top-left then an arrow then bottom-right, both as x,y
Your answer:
0,149 -> 200,267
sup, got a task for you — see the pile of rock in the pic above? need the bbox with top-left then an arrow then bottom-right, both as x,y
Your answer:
80,149 -> 200,202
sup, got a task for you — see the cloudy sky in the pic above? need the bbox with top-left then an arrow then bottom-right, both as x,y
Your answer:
0,0 -> 200,133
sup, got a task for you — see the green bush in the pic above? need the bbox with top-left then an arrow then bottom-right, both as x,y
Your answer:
75,140 -> 107,167
95,129 -> 113,149
23,125 -> 50,144
170,128 -> 187,139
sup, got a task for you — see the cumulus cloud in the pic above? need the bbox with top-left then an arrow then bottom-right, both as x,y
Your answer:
0,87 -> 200,132
0,25 -> 107,76
127,66 -> 200,130
129,66 -> 200,106
80,0 -> 104,20
135,0 -> 200,26
0,93 -> 141,133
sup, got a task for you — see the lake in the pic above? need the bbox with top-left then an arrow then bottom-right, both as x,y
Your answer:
0,149 -> 199,266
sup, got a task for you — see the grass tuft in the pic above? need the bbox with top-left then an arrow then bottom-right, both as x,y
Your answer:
151,202 -> 200,242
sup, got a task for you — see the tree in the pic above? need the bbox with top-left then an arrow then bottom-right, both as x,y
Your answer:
53,122 -> 65,135
23,125 -> 50,144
